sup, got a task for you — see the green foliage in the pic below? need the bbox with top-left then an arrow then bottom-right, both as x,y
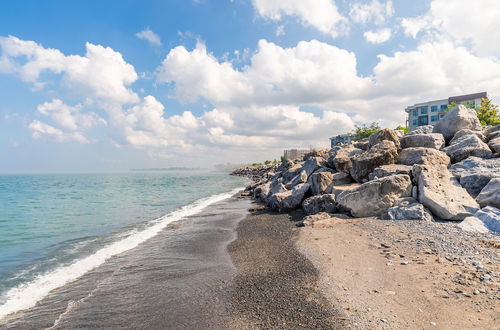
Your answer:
280,155 -> 288,162
446,101 -> 457,113
351,122 -> 380,141
395,125 -> 409,134
476,97 -> 500,126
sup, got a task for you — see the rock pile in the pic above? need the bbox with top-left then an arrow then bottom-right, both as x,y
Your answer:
235,105 -> 500,232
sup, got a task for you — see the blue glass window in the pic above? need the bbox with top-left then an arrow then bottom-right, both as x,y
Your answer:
419,116 -> 428,125
431,115 -> 439,122
420,107 -> 428,115
431,105 -> 438,112
439,114 -> 445,118
440,104 -> 447,111
412,120 -> 418,126
412,110 -> 418,117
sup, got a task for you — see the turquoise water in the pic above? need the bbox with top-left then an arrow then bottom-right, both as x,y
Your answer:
0,171 -> 245,317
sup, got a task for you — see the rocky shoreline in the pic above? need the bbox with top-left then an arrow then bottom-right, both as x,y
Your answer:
232,105 -> 499,233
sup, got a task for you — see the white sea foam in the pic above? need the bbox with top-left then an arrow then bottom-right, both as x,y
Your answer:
0,187 -> 243,321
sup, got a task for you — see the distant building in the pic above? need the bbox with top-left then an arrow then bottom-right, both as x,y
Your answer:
329,134 -> 353,147
405,92 -> 487,131
283,149 -> 310,160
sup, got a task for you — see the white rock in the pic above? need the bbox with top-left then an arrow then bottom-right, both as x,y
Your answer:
308,171 -> 334,195
400,133 -> 445,149
457,207 -> 500,233
397,147 -> 450,166
432,104 -> 482,140
443,134 -> 493,163
476,178 -> 500,208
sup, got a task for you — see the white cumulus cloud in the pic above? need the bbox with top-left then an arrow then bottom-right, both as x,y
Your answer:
364,28 -> 392,44
251,0 -> 348,38
135,28 -> 162,46
350,0 -> 394,25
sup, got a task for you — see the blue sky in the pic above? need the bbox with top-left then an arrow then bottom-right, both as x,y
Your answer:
1,0 -> 499,172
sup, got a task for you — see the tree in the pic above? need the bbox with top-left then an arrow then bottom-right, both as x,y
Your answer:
351,122 -> 380,141
280,155 -> 288,162
476,97 -> 500,126
446,101 -> 457,112
395,125 -> 409,134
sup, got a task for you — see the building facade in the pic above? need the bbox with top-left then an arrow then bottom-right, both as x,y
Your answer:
329,134 -> 353,147
283,149 -> 311,160
405,92 -> 487,131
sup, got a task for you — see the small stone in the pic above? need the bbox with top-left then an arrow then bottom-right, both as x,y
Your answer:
400,261 -> 410,265
479,288 -> 486,293
473,289 -> 480,295
380,318 -> 388,323
430,322 -> 437,326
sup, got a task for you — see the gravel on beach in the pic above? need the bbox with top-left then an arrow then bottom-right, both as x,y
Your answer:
226,205 -> 346,329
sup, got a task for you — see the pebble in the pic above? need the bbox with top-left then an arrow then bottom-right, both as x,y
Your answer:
380,318 -> 388,323
430,321 -> 437,326
473,289 -> 480,295
400,261 -> 410,265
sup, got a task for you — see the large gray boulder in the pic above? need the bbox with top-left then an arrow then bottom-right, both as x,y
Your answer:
331,172 -> 352,185
387,198 -> 433,221
407,125 -> 434,135
413,165 -> 479,220
488,136 -> 500,154
368,128 -> 401,150
397,147 -> 450,166
308,171 -> 334,195
368,164 -> 412,181
302,194 -> 337,215
443,134 -> 493,163
329,146 -> 363,173
476,178 -> 500,208
350,140 -> 398,183
432,104 -> 482,141
336,174 -> 412,217
282,163 -> 303,183
268,183 -> 310,212
485,124 -> 500,139
400,133 -> 445,149
457,207 -> 500,233
449,129 -> 486,145
285,170 -> 307,189
301,157 -> 323,177
449,157 -> 500,197
253,182 -> 271,201
353,139 -> 369,150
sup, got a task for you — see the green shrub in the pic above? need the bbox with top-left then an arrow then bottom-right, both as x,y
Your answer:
351,122 -> 380,141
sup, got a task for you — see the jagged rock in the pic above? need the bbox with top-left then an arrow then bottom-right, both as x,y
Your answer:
368,164 -> 412,181
413,165 -> 479,220
407,125 -> 434,135
450,129 -> 486,145
476,178 -> 500,208
253,182 -> 271,201
353,139 -> 369,150
268,183 -> 310,211
330,183 -> 360,196
331,172 -> 352,185
489,130 -> 500,141
350,140 -> 398,183
488,136 -> 500,153
485,124 -> 500,139
368,128 -> 401,150
302,194 -> 337,215
308,171 -> 334,195
270,181 -> 288,195
400,133 -> 445,150
443,134 -> 493,163
457,207 -> 500,233
450,157 -> 500,197
302,149 -> 329,161
432,104 -> 483,141
301,157 -> 323,177
386,198 -> 433,221
282,163 -> 303,183
336,174 -> 412,217
397,147 -> 450,166
285,170 -> 307,189
329,146 -> 363,173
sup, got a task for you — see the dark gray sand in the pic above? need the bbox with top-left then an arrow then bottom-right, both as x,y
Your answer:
227,206 -> 347,329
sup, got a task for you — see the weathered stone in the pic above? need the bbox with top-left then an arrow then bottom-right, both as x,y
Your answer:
476,178 -> 500,208
413,165 -> 479,220
368,128 -> 401,150
353,139 -> 369,150
302,194 -> 337,215
253,182 -> 271,201
350,140 -> 398,183
331,172 -> 352,185
368,164 -> 412,181
450,129 -> 486,145
282,163 -> 303,183
400,133 -> 445,149
432,104 -> 482,141
485,124 -> 500,139
443,134 -> 493,163
270,181 -> 288,195
488,136 -> 500,153
329,146 -> 363,173
285,170 -> 308,189
302,213 -> 351,228
268,183 -> 310,211
407,125 -> 434,135
488,130 -> 500,140
450,157 -> 500,197
308,171 -> 334,195
397,147 -> 450,166
330,183 -> 360,196
301,157 -> 323,177
457,207 -> 500,233
386,198 -> 433,221
336,174 -> 412,217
